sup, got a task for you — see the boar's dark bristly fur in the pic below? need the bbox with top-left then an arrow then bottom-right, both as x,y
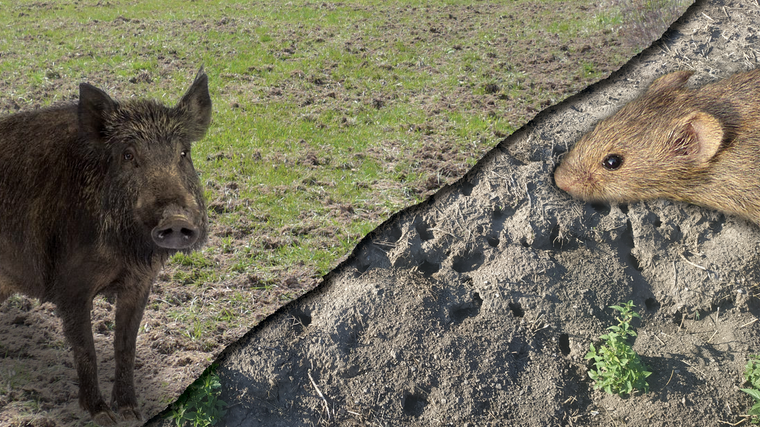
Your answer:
0,69 -> 211,425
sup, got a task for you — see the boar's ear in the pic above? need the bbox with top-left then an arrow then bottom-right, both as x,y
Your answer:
647,70 -> 693,95
668,111 -> 723,166
78,83 -> 116,142
176,68 -> 212,138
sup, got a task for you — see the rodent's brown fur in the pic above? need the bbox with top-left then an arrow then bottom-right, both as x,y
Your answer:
554,69 -> 760,224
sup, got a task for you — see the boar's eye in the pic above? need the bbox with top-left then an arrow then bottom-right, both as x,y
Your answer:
123,149 -> 135,162
602,154 -> 623,170
180,150 -> 188,158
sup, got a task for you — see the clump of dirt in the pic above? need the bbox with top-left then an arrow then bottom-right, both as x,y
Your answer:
168,1 -> 760,426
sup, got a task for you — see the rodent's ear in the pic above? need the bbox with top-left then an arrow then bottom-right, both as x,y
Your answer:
647,71 -> 694,94
670,112 -> 723,165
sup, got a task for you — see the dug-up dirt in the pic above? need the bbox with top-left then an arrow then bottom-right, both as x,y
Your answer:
154,0 -> 760,426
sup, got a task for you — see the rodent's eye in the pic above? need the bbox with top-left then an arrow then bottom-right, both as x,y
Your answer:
602,154 -> 623,170
180,150 -> 188,158
123,149 -> 135,162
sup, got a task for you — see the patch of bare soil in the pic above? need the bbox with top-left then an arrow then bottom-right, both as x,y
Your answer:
0,1 -> 690,426
163,1 -> 760,426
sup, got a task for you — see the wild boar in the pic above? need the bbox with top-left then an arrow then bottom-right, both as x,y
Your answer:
0,69 -> 211,425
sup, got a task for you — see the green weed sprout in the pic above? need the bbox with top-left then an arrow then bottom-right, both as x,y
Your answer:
585,301 -> 652,396
167,364 -> 227,427
740,355 -> 760,424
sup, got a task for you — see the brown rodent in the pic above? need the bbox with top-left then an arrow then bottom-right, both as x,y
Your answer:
554,68 -> 760,225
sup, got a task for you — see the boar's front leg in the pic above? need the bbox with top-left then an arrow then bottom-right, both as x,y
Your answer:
111,274 -> 154,421
57,296 -> 119,425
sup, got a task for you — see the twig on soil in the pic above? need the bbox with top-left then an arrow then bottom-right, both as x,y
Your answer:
681,360 -> 707,379
739,318 -> 758,328
707,328 -> 719,343
665,369 -> 675,386
524,313 -> 548,334
453,208 -> 470,240
717,417 -> 748,426
659,41 -> 673,55
679,253 -> 707,270
673,261 -> 678,293
308,370 -> 331,421
602,406 -> 618,427
524,181 -> 532,210
428,227 -> 457,239
373,239 -> 397,250
654,333 -> 666,346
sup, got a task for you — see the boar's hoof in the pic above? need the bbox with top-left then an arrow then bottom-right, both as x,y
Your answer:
152,216 -> 199,249
119,406 -> 142,421
92,408 -> 119,426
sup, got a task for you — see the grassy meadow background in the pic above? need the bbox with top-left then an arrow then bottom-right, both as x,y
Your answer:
0,0 -> 691,424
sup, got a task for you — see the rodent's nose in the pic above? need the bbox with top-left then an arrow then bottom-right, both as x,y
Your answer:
553,165 -> 572,192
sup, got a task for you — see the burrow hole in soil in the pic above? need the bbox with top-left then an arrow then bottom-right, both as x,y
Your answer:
628,251 -> 643,272
492,205 -> 507,221
452,250 -> 484,273
451,292 -> 483,324
589,203 -> 610,215
549,225 -> 561,249
402,393 -> 428,417
461,181 -> 475,196
356,260 -> 371,273
508,302 -> 524,317
645,297 -> 660,312
418,260 -> 440,276
415,221 -> 435,241
486,234 -> 500,247
292,310 -> 312,333
558,333 -> 571,356
672,310 -> 683,326
386,224 -> 402,243
492,205 -> 508,230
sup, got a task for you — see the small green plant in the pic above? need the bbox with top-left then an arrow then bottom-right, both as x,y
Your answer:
741,355 -> 760,424
585,301 -> 652,396
167,364 -> 227,427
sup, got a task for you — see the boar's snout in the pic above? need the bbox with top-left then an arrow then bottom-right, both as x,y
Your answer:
151,215 -> 200,249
